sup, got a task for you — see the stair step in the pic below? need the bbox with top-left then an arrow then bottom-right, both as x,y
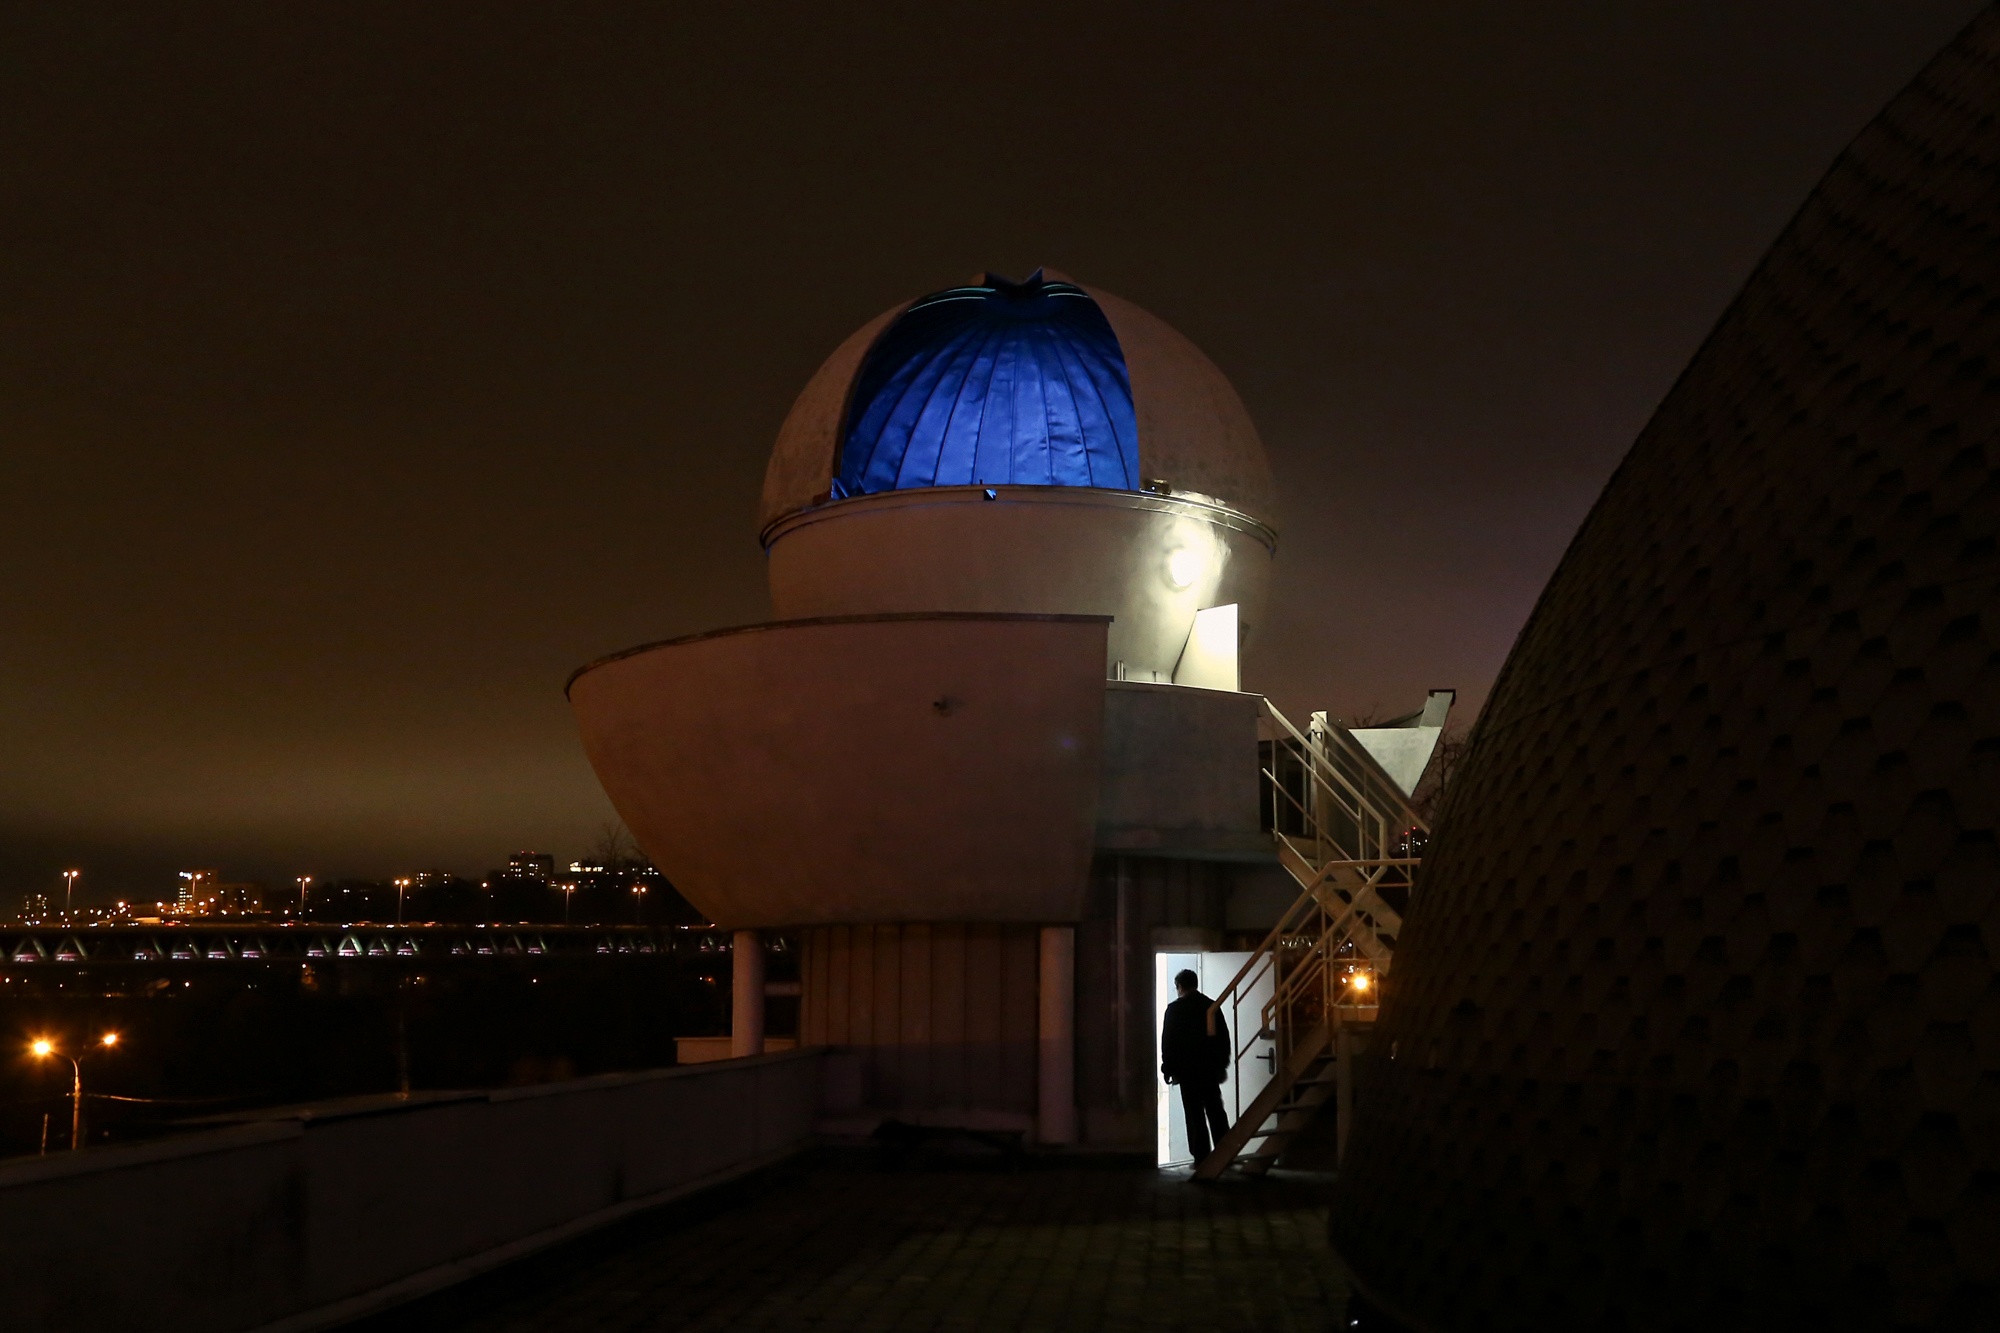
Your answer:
1193,1016 -> 1342,1180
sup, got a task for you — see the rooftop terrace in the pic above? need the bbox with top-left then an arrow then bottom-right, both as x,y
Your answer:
351,1152 -> 1348,1332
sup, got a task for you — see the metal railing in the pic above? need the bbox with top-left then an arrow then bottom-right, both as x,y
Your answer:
1209,878 -> 1378,1085
1208,699 -> 1429,1118
1258,703 -> 1423,870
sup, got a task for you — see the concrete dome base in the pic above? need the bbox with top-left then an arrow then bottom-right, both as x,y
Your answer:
763,486 -> 1274,680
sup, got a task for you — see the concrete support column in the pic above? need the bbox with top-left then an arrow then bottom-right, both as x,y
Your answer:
731,929 -> 765,1058
1038,925 -> 1076,1145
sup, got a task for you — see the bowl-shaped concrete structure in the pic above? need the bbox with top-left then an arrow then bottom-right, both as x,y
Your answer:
1331,12 -> 2000,1330
568,614 -> 1108,928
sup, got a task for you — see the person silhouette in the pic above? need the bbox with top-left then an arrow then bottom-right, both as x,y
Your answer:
1160,968 -> 1231,1163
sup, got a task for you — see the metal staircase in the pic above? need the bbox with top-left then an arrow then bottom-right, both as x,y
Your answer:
1192,700 -> 1428,1180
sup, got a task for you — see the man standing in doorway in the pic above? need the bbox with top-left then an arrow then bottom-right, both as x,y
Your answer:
1161,968 -> 1231,1164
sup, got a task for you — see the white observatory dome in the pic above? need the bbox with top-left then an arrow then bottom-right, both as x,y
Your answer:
758,271 -> 1279,682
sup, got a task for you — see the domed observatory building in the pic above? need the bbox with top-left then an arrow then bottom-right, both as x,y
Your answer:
570,271 -> 1449,1154
763,271 -> 1278,685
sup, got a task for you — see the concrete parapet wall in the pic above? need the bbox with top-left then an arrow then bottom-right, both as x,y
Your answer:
0,1048 -> 825,1333
1096,681 -> 1268,859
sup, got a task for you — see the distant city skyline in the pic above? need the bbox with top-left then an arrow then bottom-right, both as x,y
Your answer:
13,833 -> 650,910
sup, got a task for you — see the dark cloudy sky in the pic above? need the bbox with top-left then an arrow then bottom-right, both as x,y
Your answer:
1,1 -> 1986,900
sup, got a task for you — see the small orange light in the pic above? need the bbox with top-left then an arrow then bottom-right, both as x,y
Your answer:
30,1039 -> 53,1058
1351,973 -> 1372,992
100,1032 -> 119,1047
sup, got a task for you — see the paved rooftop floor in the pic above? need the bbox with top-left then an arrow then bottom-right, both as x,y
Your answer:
351,1151 -> 1350,1332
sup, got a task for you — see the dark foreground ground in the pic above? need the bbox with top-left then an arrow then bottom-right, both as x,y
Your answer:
350,1150 -> 1349,1332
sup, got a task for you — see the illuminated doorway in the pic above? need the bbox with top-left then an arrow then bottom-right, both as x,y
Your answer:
1155,950 -> 1275,1167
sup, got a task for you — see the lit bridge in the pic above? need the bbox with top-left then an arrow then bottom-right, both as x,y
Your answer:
0,923 -> 737,966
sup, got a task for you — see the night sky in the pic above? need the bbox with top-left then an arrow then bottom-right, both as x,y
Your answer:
3,2 -> 1986,901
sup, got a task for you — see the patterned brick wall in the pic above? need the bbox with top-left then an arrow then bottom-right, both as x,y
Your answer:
1332,10 -> 2000,1330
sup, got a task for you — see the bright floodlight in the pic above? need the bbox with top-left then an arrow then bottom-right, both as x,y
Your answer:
1351,973 -> 1372,992
30,1039 -> 52,1058
1166,546 -> 1204,588
99,1032 -> 119,1047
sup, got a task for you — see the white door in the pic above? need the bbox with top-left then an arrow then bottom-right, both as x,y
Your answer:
1203,952 -> 1276,1126
1155,950 -> 1278,1167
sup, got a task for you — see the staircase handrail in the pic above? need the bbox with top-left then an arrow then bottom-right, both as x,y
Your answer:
1193,698 -> 1430,1176
1259,700 -> 1427,867
1204,876 -> 1325,1045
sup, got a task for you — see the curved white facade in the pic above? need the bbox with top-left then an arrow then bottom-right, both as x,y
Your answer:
569,614 -> 1109,928
764,485 -> 1273,680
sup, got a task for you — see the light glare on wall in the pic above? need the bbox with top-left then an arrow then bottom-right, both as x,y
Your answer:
1166,546 -> 1204,588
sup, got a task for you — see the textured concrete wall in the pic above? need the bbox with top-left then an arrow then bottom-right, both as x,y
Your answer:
1076,854 -> 1240,1147
1097,681 -> 1267,858
0,1050 -> 824,1333
802,922 -> 1042,1130
1332,10 -> 2000,1331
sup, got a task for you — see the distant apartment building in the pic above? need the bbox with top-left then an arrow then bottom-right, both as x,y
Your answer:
501,852 -> 555,881
176,869 -> 217,914
172,869 -> 264,917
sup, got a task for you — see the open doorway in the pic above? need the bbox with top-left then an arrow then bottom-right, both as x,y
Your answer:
1154,950 -> 1276,1166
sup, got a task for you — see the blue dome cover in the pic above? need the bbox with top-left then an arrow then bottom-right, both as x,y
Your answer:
833,271 -> 1139,498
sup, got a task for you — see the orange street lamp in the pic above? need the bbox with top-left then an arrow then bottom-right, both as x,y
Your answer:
30,1032 -> 120,1152
394,878 -> 410,925
61,870 -> 80,920
297,875 -> 313,918
561,882 -> 577,925
631,883 -> 647,924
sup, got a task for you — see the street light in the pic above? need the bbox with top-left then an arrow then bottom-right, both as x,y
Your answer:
61,870 -> 79,920
394,878 -> 410,925
30,1032 -> 120,1152
631,883 -> 647,924
561,882 -> 576,925
296,875 -> 312,919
